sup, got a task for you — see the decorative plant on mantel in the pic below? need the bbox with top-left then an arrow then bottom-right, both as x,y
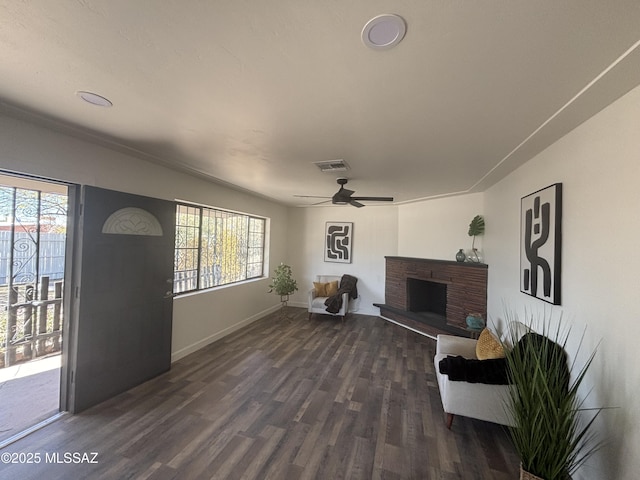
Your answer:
502,312 -> 607,480
268,263 -> 298,314
467,214 -> 485,262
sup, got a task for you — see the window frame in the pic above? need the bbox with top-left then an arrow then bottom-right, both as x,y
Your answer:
173,202 -> 266,295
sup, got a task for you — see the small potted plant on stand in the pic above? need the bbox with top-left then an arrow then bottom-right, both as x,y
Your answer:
268,263 -> 298,319
503,314 -> 606,480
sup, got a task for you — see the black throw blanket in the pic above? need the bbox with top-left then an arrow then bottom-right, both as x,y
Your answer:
438,332 -> 569,386
438,356 -> 509,384
324,274 -> 358,314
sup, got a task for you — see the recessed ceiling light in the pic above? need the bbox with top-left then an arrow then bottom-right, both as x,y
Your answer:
76,91 -> 113,107
362,14 -> 407,50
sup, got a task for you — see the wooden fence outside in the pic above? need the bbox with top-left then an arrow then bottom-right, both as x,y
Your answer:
1,276 -> 63,368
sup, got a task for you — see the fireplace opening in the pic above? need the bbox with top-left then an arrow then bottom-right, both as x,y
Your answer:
407,278 -> 447,317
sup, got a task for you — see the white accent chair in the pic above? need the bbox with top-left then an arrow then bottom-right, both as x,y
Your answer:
434,334 -> 512,428
308,275 -> 349,322
434,322 -> 529,428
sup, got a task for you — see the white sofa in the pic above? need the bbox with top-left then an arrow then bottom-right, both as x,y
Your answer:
434,333 -> 513,428
308,275 -> 349,321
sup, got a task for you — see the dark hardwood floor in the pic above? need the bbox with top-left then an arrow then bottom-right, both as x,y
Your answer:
0,308 -> 519,479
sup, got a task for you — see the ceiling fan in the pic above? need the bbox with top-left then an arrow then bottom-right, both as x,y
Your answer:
295,178 -> 394,208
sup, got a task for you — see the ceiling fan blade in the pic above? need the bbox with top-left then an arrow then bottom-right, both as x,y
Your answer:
351,196 -> 394,202
332,187 -> 356,204
297,179 -> 392,207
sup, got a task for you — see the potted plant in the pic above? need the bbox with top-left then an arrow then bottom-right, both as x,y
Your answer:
502,314 -> 605,480
268,263 -> 298,311
467,214 -> 485,262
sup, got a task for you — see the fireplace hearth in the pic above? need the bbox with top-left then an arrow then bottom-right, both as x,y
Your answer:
376,257 -> 488,338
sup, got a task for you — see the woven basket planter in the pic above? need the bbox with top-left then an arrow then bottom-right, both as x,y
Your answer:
519,464 -> 573,479
520,466 -> 544,480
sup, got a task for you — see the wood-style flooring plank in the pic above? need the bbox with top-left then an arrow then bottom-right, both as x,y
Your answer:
0,308 -> 519,479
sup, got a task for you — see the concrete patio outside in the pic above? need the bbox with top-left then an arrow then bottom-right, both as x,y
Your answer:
0,354 -> 60,445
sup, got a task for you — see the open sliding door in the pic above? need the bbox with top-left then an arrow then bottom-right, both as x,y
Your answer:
67,186 -> 176,413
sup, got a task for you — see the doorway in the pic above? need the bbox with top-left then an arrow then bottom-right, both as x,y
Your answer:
67,186 -> 176,413
1,176 -> 178,439
0,173 -> 68,444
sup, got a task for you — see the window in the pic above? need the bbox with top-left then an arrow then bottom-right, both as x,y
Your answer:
173,203 -> 266,294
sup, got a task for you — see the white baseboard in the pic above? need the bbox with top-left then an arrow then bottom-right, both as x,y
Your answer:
286,301 -> 378,316
171,304 -> 281,363
287,301 -> 307,308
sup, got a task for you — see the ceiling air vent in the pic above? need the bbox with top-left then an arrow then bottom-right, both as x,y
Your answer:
313,159 -> 350,173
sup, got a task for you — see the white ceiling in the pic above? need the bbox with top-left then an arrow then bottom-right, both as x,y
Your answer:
1,1 -> 640,206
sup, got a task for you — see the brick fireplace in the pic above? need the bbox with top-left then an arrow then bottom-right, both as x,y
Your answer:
376,256 -> 488,338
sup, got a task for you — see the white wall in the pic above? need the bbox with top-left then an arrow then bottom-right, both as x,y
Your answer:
287,205 -> 398,315
287,193 -> 486,316
484,84 -> 640,480
398,192 -> 485,261
0,113 -> 290,362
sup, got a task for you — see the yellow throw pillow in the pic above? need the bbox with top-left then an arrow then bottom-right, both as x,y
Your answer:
313,280 -> 339,297
325,280 -> 339,296
313,282 -> 328,296
476,328 -> 505,360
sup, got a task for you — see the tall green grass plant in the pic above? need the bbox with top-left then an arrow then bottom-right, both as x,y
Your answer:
503,312 -> 605,480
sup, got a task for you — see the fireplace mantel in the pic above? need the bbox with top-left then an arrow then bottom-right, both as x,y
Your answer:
376,256 -> 488,338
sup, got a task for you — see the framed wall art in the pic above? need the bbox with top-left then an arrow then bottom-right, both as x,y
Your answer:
520,183 -> 562,305
325,222 -> 353,263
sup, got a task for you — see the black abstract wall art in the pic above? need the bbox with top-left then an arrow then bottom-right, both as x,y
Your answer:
325,222 -> 353,263
520,183 -> 562,305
